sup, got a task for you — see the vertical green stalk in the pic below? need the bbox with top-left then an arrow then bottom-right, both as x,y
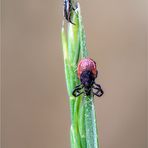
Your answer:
84,95 -> 99,148
61,2 -> 99,148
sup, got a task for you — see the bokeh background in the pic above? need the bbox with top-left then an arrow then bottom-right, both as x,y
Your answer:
1,0 -> 147,148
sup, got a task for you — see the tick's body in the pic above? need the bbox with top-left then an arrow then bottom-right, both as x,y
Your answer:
64,0 -> 76,25
72,58 -> 104,97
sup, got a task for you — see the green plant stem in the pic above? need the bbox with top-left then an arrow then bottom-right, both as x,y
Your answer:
84,95 -> 99,148
61,3 -> 99,148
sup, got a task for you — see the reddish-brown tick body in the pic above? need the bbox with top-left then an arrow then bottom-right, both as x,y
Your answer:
72,58 -> 104,97
77,58 -> 97,79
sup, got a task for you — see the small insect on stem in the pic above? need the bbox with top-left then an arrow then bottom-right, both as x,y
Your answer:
72,58 -> 104,97
64,0 -> 77,25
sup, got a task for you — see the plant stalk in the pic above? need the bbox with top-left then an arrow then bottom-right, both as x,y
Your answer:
61,2 -> 99,148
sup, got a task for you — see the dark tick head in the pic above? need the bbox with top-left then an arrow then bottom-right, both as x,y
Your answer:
80,70 -> 95,87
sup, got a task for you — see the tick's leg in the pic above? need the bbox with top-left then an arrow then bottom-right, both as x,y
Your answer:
72,87 -> 84,97
92,84 -> 104,97
92,87 -> 104,97
67,6 -> 76,25
74,84 -> 83,89
69,14 -> 75,25
94,82 -> 102,89
72,84 -> 84,97
68,1 -> 77,10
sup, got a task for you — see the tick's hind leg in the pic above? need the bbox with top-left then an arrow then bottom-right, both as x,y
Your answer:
68,6 -> 76,25
72,84 -> 84,97
92,82 -> 104,97
69,1 -> 77,11
68,14 -> 76,25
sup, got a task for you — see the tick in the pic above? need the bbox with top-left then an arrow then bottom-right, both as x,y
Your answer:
72,58 -> 104,97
